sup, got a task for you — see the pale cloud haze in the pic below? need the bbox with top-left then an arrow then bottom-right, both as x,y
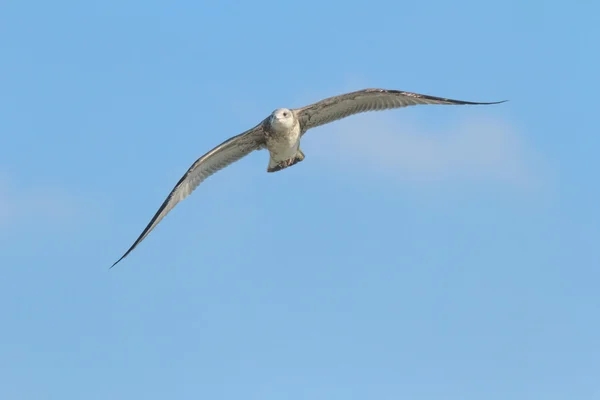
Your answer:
2,1 -> 598,399
309,113 -> 543,189
0,177 -> 83,230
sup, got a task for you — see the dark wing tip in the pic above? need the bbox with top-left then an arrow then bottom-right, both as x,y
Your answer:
110,250 -> 132,269
109,255 -> 125,269
108,173 -> 187,270
478,99 -> 509,105
365,89 -> 508,106
108,202 -> 170,270
399,90 -> 509,105
446,99 -> 509,105
109,218 -> 158,269
109,244 -> 137,269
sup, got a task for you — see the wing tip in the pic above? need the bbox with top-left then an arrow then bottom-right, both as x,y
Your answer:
390,89 -> 509,105
109,255 -> 126,269
109,245 -> 138,269
109,235 -> 145,269
450,98 -> 509,106
447,97 -> 509,105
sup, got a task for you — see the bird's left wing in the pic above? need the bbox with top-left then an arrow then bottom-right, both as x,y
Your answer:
294,88 -> 506,133
111,125 -> 266,268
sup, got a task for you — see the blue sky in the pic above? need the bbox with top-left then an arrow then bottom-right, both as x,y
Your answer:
1,0 -> 598,399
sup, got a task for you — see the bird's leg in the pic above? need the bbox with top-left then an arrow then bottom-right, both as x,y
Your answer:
285,150 -> 305,168
281,158 -> 294,167
267,152 -> 305,173
267,161 -> 288,173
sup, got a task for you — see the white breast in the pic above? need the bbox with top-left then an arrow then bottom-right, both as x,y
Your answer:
266,123 -> 301,162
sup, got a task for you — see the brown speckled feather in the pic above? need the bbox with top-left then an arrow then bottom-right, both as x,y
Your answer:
111,124 -> 266,268
111,88 -> 506,268
294,88 -> 506,133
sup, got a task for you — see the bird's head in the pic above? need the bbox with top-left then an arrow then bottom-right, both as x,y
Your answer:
269,108 -> 295,130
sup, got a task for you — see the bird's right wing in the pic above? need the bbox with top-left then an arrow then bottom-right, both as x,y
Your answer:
111,124 -> 266,268
294,88 -> 507,133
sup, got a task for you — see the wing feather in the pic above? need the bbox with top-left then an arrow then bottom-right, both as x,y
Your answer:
294,88 -> 506,133
111,125 -> 265,268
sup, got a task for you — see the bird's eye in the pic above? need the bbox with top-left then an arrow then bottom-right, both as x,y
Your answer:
283,112 -> 288,117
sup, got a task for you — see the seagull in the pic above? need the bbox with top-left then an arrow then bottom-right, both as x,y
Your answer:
111,88 -> 506,268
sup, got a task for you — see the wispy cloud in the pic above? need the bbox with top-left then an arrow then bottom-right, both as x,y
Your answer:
0,176 -> 83,230
309,113 -> 543,189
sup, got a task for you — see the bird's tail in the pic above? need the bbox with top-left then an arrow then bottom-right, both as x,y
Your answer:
267,149 -> 305,173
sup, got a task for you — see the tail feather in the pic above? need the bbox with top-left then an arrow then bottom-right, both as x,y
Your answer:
267,149 -> 305,173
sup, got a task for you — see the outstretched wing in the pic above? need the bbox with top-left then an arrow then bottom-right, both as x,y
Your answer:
294,88 -> 506,133
111,125 -> 266,268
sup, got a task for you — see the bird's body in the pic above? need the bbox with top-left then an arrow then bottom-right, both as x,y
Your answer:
264,108 -> 304,172
110,88 -> 507,268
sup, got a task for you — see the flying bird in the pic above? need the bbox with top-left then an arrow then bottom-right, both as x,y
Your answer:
111,88 -> 506,268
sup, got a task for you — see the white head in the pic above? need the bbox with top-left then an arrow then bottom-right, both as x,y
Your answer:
269,108 -> 295,131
